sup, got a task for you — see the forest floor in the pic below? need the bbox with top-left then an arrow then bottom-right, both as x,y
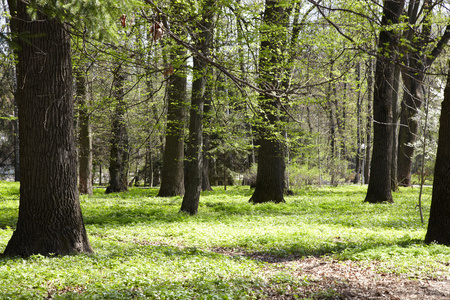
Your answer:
212,246 -> 450,299
227,251 -> 450,299
1,183 -> 450,299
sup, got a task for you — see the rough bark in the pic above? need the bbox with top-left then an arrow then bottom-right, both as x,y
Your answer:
364,0 -> 404,203
76,69 -> 93,195
424,66 -> 450,245
106,66 -> 129,194
158,47 -> 187,197
4,0 -> 93,256
13,99 -> 19,182
364,59 -> 373,184
249,0 -> 287,204
180,1 -> 214,214
180,57 -> 205,215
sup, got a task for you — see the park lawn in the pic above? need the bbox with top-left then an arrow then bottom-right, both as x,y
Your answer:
0,182 -> 449,299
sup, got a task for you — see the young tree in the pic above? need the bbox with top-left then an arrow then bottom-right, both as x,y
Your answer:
424,64 -> 450,245
4,0 -> 93,256
364,0 -> 405,204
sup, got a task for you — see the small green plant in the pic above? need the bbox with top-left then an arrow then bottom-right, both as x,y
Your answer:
0,182 -> 447,299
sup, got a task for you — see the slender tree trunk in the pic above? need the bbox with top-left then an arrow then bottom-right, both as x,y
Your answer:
202,92 -> 213,191
391,64 -> 401,192
4,0 -> 92,256
13,98 -> 19,182
396,0 -> 450,186
106,65 -> 129,194
354,63 -> 362,184
364,59 -> 373,184
397,70 -> 424,187
424,66 -> 450,245
364,0 -> 404,203
76,69 -> 93,195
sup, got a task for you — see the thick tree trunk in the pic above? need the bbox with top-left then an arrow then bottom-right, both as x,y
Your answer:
76,69 -> 93,195
4,0 -> 93,256
180,57 -> 205,215
158,48 -> 187,197
106,66 -> 129,194
249,0 -> 288,204
424,66 -> 450,245
364,0 -> 404,203
180,2 -> 214,214
249,131 -> 286,203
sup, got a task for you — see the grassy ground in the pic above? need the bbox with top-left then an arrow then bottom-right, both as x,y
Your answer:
0,182 -> 449,299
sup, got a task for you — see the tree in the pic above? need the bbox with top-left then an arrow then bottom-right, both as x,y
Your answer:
364,0 -> 405,204
106,64 -> 129,193
180,0 -> 215,214
249,0 -> 290,204
397,0 -> 450,186
157,6 -> 187,197
424,64 -> 450,245
75,66 -> 94,195
4,0 -> 93,256
157,60 -> 187,196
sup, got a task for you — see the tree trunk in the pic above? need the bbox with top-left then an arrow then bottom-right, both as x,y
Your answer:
364,58 -> 373,184
180,1 -> 215,214
13,98 -> 19,182
76,69 -> 93,195
250,133 -> 286,203
180,57 -> 205,215
424,66 -> 450,245
106,66 -> 129,194
354,63 -> 362,184
397,70 -> 424,187
202,94 -> 213,191
391,64 -> 401,192
4,0 -> 93,256
249,0 -> 289,204
158,47 -> 187,197
364,0 -> 404,203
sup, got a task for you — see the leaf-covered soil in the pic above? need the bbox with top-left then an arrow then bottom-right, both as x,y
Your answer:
213,247 -> 450,299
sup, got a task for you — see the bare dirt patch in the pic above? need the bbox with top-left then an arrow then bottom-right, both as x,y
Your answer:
212,248 -> 450,299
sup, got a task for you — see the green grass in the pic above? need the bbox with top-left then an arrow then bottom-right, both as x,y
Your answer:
0,182 -> 449,299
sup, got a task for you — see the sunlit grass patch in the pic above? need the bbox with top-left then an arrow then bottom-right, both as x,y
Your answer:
0,182 -> 448,298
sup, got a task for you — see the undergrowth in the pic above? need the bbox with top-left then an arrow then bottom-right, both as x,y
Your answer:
0,182 -> 448,299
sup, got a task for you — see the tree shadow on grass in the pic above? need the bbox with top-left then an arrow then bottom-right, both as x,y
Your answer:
232,238 -> 426,263
1,240 -> 446,300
